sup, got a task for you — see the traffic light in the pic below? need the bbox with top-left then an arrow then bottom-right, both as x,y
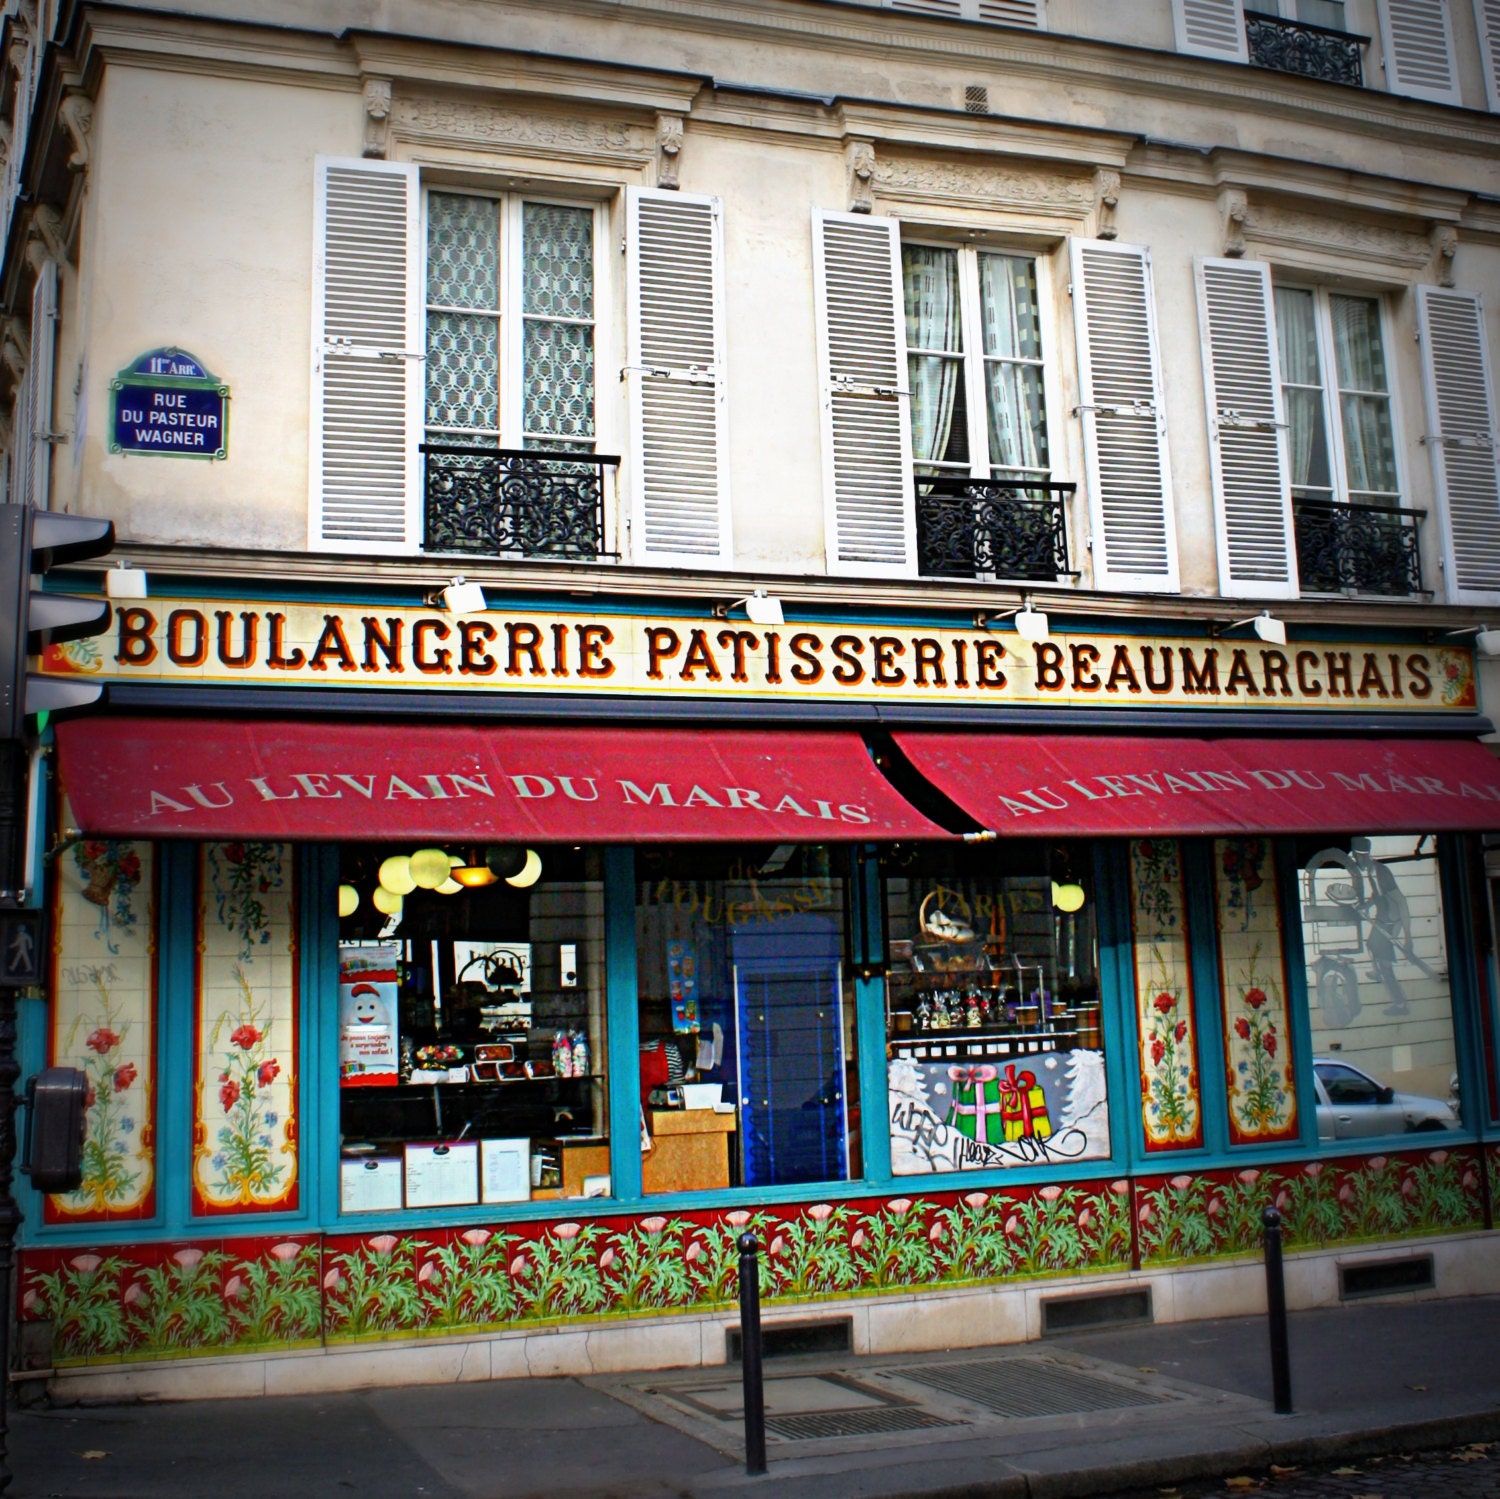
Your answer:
0,505 -> 116,740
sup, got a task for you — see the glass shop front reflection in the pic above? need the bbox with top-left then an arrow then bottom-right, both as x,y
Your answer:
1300,834 -> 1460,1140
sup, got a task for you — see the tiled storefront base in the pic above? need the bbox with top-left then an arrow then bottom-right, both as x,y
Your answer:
39,1227 -> 1500,1404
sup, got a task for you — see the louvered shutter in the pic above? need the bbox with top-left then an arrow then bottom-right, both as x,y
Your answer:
1376,0 -> 1460,104
1416,286 -> 1500,602
976,0 -> 1044,23
1475,0 -> 1500,110
8,342 -> 31,510
1071,239 -> 1179,593
1194,258 -> 1296,600
309,157 -> 421,552
27,258 -> 56,509
1172,0 -> 1247,61
813,211 -> 916,578
625,188 -> 731,566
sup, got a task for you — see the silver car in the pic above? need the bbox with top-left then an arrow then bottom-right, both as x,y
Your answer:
1313,1058 -> 1459,1141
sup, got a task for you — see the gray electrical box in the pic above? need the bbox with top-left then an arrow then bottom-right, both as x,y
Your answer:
23,1068 -> 88,1195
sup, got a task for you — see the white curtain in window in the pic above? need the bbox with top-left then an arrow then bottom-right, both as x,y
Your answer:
980,254 -> 1047,473
1273,287 -> 1326,493
902,247 -> 962,467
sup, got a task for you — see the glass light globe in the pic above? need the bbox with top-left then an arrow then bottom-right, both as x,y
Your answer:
371,886 -> 404,917
378,855 -> 416,895
1051,881 -> 1086,913
409,848 -> 452,889
337,884 -> 359,918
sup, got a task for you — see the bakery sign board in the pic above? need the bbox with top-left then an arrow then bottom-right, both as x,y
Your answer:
40,597 -> 1479,713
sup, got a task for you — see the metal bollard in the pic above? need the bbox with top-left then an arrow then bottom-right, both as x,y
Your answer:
737,1231 -> 767,1476
1262,1207 -> 1293,1415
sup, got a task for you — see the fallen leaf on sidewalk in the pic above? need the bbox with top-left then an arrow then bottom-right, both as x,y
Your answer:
1349,1492 -> 1385,1499
1331,1466 -> 1362,1476
1268,1464 -> 1299,1476
1452,1451 -> 1484,1462
1466,1443 -> 1492,1452
1405,1383 -> 1427,1391
1139,1365 -> 1157,1373
1223,1477 -> 1262,1491
80,1451 -> 108,1460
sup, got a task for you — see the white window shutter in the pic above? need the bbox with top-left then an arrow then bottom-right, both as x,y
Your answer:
1172,0 -> 1248,61
625,188 -> 731,566
1416,286 -> 1500,603
1071,239 -> 1179,593
1194,258 -> 1297,600
1474,0 -> 1500,110
813,210 -> 916,578
9,337 -> 32,512
1377,0 -> 1461,104
309,156 -> 421,553
976,0 -> 1044,24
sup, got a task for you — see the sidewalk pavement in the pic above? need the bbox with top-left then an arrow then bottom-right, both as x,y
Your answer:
9,1294 -> 1500,1499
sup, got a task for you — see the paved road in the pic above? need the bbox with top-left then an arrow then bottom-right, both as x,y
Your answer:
1099,1441 -> 1500,1499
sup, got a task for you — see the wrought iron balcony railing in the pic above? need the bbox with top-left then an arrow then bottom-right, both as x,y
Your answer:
1293,498 -> 1426,598
1245,12 -> 1366,87
422,446 -> 619,562
915,476 -> 1076,582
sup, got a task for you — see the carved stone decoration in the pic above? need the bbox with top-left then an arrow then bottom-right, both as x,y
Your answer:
2,319 -> 28,382
1092,169 -> 1121,241
1430,224 -> 1458,288
390,97 -> 653,164
1242,203 -> 1435,271
872,156 -> 1094,218
30,204 -> 66,265
362,78 -> 392,160
58,93 -> 92,174
655,113 -> 683,190
1219,187 -> 1248,259
7,38 -> 29,85
846,139 -> 875,215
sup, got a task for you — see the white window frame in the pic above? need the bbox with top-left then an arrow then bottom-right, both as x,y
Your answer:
420,185 -> 609,456
899,237 -> 1059,487
1273,282 -> 1406,517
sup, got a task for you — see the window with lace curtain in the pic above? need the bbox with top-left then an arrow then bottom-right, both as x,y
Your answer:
424,191 -> 597,452
1272,286 -> 1400,511
900,243 -> 1051,484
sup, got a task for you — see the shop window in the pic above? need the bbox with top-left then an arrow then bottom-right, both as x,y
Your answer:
1298,835 -> 1461,1142
635,846 -> 857,1193
335,846 -> 606,1212
883,843 -> 1108,1176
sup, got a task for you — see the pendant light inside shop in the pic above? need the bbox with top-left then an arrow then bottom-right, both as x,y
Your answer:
339,845 -> 543,915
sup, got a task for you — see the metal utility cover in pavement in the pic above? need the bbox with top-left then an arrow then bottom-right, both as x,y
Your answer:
890,1356 -> 1170,1417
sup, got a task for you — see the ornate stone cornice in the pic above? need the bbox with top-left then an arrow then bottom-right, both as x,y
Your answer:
873,153 -> 1094,222
390,95 -> 655,165
1241,201 -> 1436,274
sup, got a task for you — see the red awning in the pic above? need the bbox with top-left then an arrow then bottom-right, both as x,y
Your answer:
894,732 -> 1500,836
56,717 -> 948,842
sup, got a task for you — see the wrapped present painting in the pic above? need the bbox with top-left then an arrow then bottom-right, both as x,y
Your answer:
946,1065 -> 1005,1145
998,1063 -> 1052,1143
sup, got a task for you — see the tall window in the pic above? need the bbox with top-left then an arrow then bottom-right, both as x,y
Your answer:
424,193 -> 597,452
1274,287 -> 1399,510
1246,0 -> 1346,26
901,244 -> 1049,483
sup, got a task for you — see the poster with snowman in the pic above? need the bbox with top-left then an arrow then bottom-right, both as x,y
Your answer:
339,943 -> 401,1086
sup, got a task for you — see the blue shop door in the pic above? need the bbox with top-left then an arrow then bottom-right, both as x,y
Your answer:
731,914 -> 848,1187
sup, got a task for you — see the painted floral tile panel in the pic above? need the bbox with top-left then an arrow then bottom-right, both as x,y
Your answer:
46,841 -> 156,1223
1128,840 -> 1202,1151
1136,1145 -> 1485,1264
20,1236 -> 321,1363
1215,839 -> 1298,1145
193,843 -> 299,1214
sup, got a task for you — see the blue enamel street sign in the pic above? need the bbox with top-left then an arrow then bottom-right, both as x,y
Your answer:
110,347 -> 229,460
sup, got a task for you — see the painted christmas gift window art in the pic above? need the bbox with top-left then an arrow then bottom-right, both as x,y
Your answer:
46,840 -> 157,1223
883,843 -> 1110,1176
193,843 -> 299,1215
1129,839 -> 1203,1152
1216,838 -> 1297,1146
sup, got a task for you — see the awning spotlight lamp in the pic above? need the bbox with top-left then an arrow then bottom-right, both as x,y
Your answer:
1446,624 -> 1500,658
377,854 -> 416,896
713,589 -> 785,626
1051,881 -> 1086,913
977,596 -> 1049,644
1230,611 -> 1287,647
337,883 -> 359,918
433,576 -> 487,615
104,561 -> 149,600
